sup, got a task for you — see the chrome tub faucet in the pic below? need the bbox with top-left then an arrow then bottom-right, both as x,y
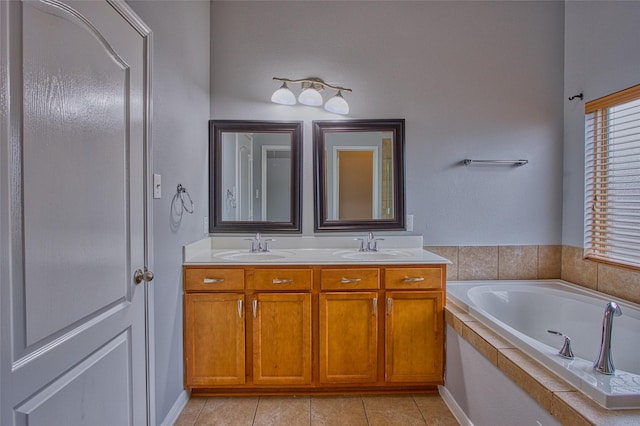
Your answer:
593,301 -> 622,375
547,330 -> 575,359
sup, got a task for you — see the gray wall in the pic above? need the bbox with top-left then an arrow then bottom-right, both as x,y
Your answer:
562,1 -> 640,247
210,1 -> 565,244
119,1 -> 640,422
126,1 -> 210,423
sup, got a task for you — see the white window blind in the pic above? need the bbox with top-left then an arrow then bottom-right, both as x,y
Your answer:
585,84 -> 640,269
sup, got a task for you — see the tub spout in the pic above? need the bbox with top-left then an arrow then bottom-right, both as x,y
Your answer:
593,301 -> 622,375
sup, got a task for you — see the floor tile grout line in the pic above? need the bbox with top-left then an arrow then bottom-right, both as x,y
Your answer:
252,396 -> 260,426
360,395 -> 371,426
193,397 -> 206,426
412,394 -> 429,424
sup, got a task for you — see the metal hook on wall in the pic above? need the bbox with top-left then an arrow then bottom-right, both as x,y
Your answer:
568,93 -> 584,101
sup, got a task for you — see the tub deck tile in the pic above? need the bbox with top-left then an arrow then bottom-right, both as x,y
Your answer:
498,348 -> 573,393
444,303 -> 474,323
444,305 -> 473,335
552,390 -> 640,426
461,320 -> 515,366
460,323 -> 499,365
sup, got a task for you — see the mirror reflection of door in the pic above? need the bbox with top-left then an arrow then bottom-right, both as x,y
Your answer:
333,147 -> 380,219
324,130 -> 396,222
237,135 -> 253,220
262,146 -> 291,221
220,131 -> 292,222
381,137 -> 393,219
221,133 -> 253,221
338,150 -> 373,219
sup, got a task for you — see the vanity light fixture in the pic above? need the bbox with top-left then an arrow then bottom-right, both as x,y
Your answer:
270,82 -> 296,105
324,90 -> 349,115
271,77 -> 352,115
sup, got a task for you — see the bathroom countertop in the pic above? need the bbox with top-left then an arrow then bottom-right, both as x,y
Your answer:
183,235 -> 452,265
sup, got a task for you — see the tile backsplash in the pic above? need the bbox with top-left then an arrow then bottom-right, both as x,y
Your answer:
426,244 -> 639,305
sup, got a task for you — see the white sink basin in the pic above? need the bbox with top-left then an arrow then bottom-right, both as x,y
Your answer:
214,250 -> 291,262
336,250 -> 411,261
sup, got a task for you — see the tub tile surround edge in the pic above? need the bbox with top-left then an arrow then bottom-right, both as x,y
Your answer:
427,244 -> 639,305
445,303 -> 640,426
426,244 -> 563,282
562,245 -> 640,305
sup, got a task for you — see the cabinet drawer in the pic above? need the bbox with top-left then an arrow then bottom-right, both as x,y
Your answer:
250,269 -> 312,290
321,268 -> 380,290
385,267 -> 442,290
184,268 -> 244,292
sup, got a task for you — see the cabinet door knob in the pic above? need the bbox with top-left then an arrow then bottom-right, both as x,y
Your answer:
341,277 -> 362,284
387,298 -> 393,315
203,278 -> 224,284
373,298 -> 378,316
252,299 -> 258,318
237,300 -> 243,318
404,277 -> 425,283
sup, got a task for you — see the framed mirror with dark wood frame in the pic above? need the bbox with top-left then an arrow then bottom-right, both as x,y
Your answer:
209,120 -> 302,233
313,119 -> 406,232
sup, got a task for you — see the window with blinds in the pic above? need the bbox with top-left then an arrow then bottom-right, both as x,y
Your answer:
585,84 -> 640,269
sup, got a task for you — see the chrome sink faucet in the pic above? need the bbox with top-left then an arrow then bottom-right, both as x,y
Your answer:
356,232 -> 384,252
593,301 -> 622,375
246,232 -> 273,253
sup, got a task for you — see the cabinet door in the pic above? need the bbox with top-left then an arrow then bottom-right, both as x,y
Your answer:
252,293 -> 312,385
385,291 -> 444,383
319,292 -> 378,383
184,293 -> 245,387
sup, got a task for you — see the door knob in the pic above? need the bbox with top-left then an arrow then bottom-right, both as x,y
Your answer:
134,268 -> 154,284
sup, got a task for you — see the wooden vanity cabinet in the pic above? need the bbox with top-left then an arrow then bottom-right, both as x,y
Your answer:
384,267 -> 445,383
319,268 -> 380,384
183,263 -> 445,393
183,268 -> 245,387
249,268 -> 313,385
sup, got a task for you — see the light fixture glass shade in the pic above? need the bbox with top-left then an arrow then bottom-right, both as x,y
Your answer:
324,91 -> 349,114
271,82 -> 296,105
298,87 -> 323,106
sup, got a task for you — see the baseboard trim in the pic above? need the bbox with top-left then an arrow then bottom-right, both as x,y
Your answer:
439,385 -> 473,426
159,389 -> 190,426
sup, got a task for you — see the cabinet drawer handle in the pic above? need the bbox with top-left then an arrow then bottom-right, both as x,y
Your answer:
341,277 -> 362,284
272,278 -> 293,284
373,298 -> 378,316
237,300 -> 243,318
203,278 -> 224,284
404,277 -> 425,283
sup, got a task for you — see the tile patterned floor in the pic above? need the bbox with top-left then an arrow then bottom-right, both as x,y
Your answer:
174,394 -> 459,426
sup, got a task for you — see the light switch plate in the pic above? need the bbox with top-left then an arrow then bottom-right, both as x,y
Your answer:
153,174 -> 161,199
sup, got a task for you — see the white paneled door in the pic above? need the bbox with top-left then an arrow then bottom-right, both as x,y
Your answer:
1,1 -> 152,425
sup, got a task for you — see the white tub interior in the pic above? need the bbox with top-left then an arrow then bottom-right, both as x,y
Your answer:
447,279 -> 640,410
